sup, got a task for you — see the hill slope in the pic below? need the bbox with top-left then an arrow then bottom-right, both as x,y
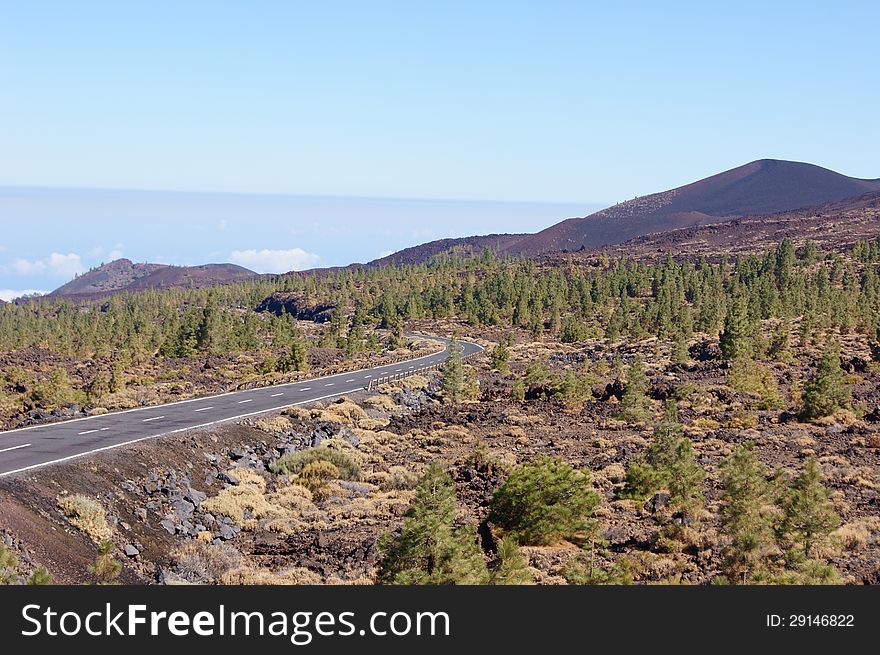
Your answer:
508,159 -> 880,254
367,234 -> 529,267
50,259 -> 257,298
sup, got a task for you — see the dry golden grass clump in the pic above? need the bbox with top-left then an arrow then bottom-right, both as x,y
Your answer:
221,566 -> 325,586
201,481 -> 278,526
57,494 -> 113,543
832,517 -> 880,551
312,399 -> 369,425
357,417 -> 390,430
172,540 -> 242,584
426,425 -> 473,446
253,415 -> 293,435
364,395 -> 398,411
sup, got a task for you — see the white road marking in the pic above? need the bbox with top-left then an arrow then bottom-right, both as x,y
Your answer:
395,369 -> 402,372
364,375 -> 372,379
345,379 -> 355,383
325,383 -> 334,387
78,429 -> 99,435
237,399 -> 253,404
0,339 -> 487,478
100,427 -> 110,431
300,387 -> 311,392
0,444 -> 30,454
0,339 -> 471,437
270,393 -> 284,397
141,416 -> 165,423
194,407 -> 214,412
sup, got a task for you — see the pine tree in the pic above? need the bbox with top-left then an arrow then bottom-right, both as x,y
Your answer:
89,540 -> 122,585
719,443 -> 777,583
27,566 -> 51,585
780,459 -> 839,559
490,539 -> 533,585
618,357 -> 652,423
720,288 -> 754,360
0,542 -> 18,584
441,338 -> 465,402
800,339 -> 851,420
490,337 -> 511,374
377,462 -> 489,584
489,457 -> 599,546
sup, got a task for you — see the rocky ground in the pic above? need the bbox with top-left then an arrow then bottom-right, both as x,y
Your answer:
1,324 -> 878,585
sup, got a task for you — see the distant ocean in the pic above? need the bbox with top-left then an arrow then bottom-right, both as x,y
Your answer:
0,187 -> 605,298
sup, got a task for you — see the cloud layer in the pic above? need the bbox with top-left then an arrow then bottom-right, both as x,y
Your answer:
4,252 -> 85,278
0,288 -> 46,302
230,248 -> 320,274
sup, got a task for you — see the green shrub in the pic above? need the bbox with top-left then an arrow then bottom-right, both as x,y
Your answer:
269,446 -> 360,480
489,457 -> 599,546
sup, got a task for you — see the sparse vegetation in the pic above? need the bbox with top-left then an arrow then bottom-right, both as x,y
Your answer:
58,495 -> 113,543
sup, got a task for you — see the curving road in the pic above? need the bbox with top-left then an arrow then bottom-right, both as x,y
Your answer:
0,336 -> 482,477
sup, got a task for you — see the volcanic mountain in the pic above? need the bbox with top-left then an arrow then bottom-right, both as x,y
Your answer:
49,259 -> 257,298
506,159 -> 880,255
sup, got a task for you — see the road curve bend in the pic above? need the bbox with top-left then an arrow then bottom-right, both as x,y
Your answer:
0,335 -> 482,477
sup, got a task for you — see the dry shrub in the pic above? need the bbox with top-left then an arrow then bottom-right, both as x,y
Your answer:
832,517 -> 880,551
321,399 -> 369,424
298,460 -> 340,494
364,395 -> 398,411
284,407 -> 312,422
373,466 -> 419,491
504,413 -> 544,427
221,566 -> 324,586
690,418 -> 720,431
57,495 -> 113,542
233,468 -> 267,491
253,415 -> 293,435
357,417 -> 390,430
600,463 -> 627,484
792,435 -> 817,447
269,445 -> 361,480
724,409 -> 758,429
269,483 -> 314,509
201,485 -> 278,525
427,425 -> 472,446
173,541 -> 241,584
506,426 -> 527,439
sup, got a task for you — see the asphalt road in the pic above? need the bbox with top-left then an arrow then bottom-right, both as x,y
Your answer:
0,336 -> 482,477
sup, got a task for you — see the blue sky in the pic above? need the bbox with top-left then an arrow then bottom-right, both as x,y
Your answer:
1,1 -> 878,297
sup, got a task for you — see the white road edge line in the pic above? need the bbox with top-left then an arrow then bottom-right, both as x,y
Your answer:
0,389 -> 357,477
0,337 -> 472,437
0,444 -> 30,454
0,340 -> 487,477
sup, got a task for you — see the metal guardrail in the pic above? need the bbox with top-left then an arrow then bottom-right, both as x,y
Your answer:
364,340 -> 482,392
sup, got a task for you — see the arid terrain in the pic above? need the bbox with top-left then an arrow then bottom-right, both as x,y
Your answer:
2,316 -> 879,585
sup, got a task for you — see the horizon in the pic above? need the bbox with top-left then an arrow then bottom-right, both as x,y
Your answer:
2,154 -> 878,301
3,2 -> 879,299
0,186 -> 604,300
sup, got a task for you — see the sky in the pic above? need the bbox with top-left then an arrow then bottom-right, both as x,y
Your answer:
1,1 -> 878,298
